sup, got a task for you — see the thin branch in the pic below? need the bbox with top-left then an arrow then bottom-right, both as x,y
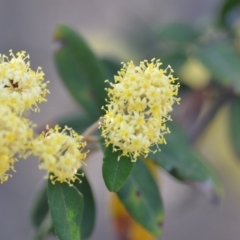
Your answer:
189,89 -> 234,144
82,119 -> 101,141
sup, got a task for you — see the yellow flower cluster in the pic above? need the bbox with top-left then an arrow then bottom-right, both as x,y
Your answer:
32,125 -> 87,185
0,155 -> 17,184
0,104 -> 33,156
0,50 -> 49,114
100,59 -> 180,161
0,50 -> 88,185
0,103 -> 34,183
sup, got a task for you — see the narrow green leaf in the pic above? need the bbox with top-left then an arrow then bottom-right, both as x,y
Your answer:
156,23 -> 199,43
73,171 -> 96,240
31,182 -> 48,228
48,181 -> 83,240
54,47 -> 99,119
196,40 -> 240,93
229,97 -> 240,158
102,145 -> 135,192
54,25 -> 107,119
117,159 -> 164,237
32,212 -> 53,240
148,122 -> 223,202
30,183 -> 55,239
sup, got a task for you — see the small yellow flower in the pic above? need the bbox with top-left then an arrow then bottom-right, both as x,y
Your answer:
0,103 -> 33,183
0,50 -> 49,114
0,104 -> 34,157
100,59 -> 180,161
32,125 -> 88,185
0,155 -> 17,184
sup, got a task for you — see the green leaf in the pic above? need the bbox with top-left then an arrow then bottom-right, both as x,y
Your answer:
54,46 -> 99,119
32,212 -> 54,240
148,122 -> 223,202
48,181 -> 83,240
73,171 -> 96,240
229,97 -> 240,158
117,159 -> 164,237
57,114 -> 95,135
31,182 -> 48,228
102,145 -> 135,192
54,25 -> 107,119
156,23 -> 199,44
30,183 -> 55,239
195,40 -> 240,93
218,0 -> 240,27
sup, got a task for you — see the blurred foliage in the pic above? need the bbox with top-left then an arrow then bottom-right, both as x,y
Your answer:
219,0 -> 240,27
110,194 -> 155,240
31,0 -> 240,239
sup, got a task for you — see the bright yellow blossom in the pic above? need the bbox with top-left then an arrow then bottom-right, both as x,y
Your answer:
32,125 -> 88,185
0,104 -> 33,183
0,104 -> 34,157
0,50 -> 49,114
0,155 -> 17,184
100,59 -> 180,161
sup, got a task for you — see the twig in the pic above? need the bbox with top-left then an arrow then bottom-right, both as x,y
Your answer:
189,89 -> 234,144
82,119 -> 101,142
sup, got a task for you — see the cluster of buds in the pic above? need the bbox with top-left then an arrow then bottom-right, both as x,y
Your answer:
0,51 -> 87,184
100,59 -> 180,161
32,125 -> 87,185
0,51 -> 49,114
0,103 -> 33,183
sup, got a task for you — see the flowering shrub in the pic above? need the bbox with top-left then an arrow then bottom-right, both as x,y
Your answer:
4,14 -> 240,238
